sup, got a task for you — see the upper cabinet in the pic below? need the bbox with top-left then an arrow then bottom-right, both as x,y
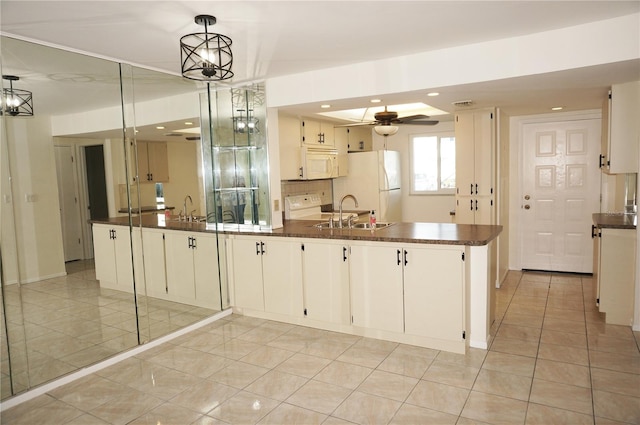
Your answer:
454,108 -> 496,225
280,114 -> 354,180
335,126 -> 372,153
301,118 -> 335,147
601,81 -> 640,174
134,141 -> 169,182
279,113 -> 303,180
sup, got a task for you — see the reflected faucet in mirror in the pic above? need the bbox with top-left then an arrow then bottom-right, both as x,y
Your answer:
182,194 -> 193,220
339,194 -> 359,228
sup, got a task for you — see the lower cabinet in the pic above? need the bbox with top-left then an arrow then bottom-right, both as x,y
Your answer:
594,227 -> 636,325
301,239 -> 351,325
349,243 -> 405,333
138,228 -> 167,299
232,236 -> 303,316
93,223 -> 133,292
403,245 -> 465,342
163,230 -> 223,310
350,242 -> 465,343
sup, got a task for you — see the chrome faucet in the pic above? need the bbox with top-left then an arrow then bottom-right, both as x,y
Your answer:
339,194 -> 359,228
182,195 -> 193,220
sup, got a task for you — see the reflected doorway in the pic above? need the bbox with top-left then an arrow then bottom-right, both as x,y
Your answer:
54,146 -> 83,262
84,145 -> 109,220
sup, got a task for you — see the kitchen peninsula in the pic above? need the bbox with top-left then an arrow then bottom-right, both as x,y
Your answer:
91,215 -> 502,354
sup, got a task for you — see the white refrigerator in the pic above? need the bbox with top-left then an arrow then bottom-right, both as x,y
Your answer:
333,150 -> 402,222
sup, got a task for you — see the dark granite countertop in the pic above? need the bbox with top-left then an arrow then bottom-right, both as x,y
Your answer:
592,213 -> 637,230
117,206 -> 175,214
91,216 -> 502,246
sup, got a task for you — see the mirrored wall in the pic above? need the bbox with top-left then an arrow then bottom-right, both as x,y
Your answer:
0,37 -> 238,400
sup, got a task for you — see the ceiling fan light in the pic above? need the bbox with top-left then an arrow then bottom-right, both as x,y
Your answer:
374,125 -> 399,136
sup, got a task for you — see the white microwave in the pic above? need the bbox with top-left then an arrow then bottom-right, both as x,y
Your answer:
300,147 -> 339,179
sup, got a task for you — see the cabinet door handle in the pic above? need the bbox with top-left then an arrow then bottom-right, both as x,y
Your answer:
343,247 -> 347,262
470,199 -> 473,211
470,183 -> 473,195
255,241 -> 261,255
299,167 -> 303,178
150,173 -> 153,181
475,199 -> 478,210
591,225 -> 599,239
599,154 -> 605,168
404,250 -> 408,266
397,249 -> 401,265
261,241 -> 266,255
192,237 -> 196,249
475,183 -> 478,194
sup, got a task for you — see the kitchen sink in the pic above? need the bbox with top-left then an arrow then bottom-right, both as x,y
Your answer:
312,221 -> 394,230
168,215 -> 207,223
351,222 -> 394,230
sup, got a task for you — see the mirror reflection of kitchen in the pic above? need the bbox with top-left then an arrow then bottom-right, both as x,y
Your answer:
0,36 -> 226,400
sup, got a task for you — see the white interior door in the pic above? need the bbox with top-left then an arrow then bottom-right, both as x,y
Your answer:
521,119 -> 601,273
55,145 -> 84,262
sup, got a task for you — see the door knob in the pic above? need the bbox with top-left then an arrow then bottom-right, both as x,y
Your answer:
524,204 -> 531,210
524,195 -> 531,200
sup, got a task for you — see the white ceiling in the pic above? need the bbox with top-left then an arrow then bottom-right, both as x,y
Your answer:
1,0 -> 640,136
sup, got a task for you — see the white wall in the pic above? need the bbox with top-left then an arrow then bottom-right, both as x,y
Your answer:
371,122 -> 456,223
266,14 -> 639,109
163,141 -> 202,216
5,116 -> 66,283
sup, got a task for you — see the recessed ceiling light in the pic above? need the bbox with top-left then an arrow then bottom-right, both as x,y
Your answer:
551,106 -> 563,111
427,92 -> 439,97
320,104 -> 331,109
156,126 -> 165,129
370,99 -> 381,103
184,121 -> 193,125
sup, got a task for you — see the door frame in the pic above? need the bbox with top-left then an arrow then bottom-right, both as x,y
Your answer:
508,109 -> 602,271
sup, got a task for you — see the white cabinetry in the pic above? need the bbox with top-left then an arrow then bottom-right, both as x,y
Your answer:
134,141 -> 169,182
350,241 -> 465,343
349,243 -> 405,333
164,230 -> 223,309
301,239 -> 350,325
593,227 -> 636,325
232,236 -> 303,316
403,246 -> 465,343
601,81 -> 640,174
93,224 -> 133,292
455,109 -> 495,224
138,227 -> 167,299
278,113 -> 303,180
301,118 -> 335,148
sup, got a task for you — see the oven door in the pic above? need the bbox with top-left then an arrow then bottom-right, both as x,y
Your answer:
302,148 -> 338,179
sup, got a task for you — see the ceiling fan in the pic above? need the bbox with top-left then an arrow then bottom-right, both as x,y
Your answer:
337,106 -> 439,136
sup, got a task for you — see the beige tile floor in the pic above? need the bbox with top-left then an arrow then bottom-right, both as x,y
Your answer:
2,270 -> 640,424
1,260 -> 217,398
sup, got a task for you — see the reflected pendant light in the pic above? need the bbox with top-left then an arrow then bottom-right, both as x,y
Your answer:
233,109 -> 259,134
2,75 -> 33,116
180,15 -> 234,81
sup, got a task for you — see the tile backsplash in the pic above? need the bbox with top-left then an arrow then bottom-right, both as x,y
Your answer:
281,179 -> 333,206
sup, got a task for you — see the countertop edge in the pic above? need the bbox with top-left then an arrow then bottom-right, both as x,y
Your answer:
90,217 -> 503,246
592,213 -> 637,230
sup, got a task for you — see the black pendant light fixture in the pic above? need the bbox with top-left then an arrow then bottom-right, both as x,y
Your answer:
180,15 -> 233,81
2,75 -> 33,116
